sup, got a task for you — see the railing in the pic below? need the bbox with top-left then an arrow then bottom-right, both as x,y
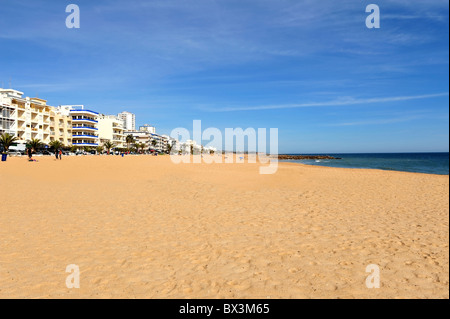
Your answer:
72,142 -> 99,146
72,134 -> 98,138
72,118 -> 98,123
72,126 -> 98,130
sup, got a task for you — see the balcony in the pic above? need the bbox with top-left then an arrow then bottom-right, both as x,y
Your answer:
72,134 -> 98,139
72,126 -> 98,131
70,109 -> 99,116
72,118 -> 98,124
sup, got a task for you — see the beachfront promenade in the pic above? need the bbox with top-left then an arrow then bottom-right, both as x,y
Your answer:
0,155 -> 448,298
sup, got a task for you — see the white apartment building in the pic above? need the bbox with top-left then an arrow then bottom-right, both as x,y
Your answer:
125,130 -> 151,150
0,89 -> 18,136
118,111 -> 136,131
178,139 -> 215,154
0,89 -> 72,147
139,124 -> 156,134
98,114 -> 125,148
61,105 -> 99,147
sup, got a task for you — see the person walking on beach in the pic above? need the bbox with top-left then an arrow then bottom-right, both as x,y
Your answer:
59,149 -> 62,160
27,147 -> 33,160
55,149 -> 59,160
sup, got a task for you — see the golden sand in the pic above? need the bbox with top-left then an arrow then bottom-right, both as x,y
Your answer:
0,155 -> 448,298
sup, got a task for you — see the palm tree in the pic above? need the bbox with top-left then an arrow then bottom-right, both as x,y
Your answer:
133,142 -> 145,153
126,135 -> 135,151
83,146 -> 92,154
27,138 -> 43,152
103,141 -> 116,155
167,142 -> 174,154
0,133 -> 18,153
151,139 -> 157,149
49,140 -> 63,153
139,142 -> 147,153
95,146 -> 104,154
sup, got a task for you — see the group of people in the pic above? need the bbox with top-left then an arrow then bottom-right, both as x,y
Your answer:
26,147 -> 62,161
55,149 -> 63,160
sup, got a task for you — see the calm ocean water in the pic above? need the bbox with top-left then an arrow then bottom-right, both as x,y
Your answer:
282,153 -> 449,175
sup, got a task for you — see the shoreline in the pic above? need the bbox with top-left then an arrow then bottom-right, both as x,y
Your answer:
278,160 -> 450,176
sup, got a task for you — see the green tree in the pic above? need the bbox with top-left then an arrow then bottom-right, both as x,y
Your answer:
0,133 -> 18,153
138,142 -> 147,153
103,141 -> 116,155
167,142 -> 174,154
49,140 -> 63,152
27,138 -> 43,152
126,135 -> 135,151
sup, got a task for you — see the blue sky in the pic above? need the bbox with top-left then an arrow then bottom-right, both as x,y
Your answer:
0,0 -> 448,153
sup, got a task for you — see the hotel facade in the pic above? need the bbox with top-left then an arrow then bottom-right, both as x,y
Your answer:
59,105 -> 99,147
98,114 -> 125,148
0,89 -> 72,147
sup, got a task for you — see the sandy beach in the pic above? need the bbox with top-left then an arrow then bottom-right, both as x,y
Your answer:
0,155 -> 448,299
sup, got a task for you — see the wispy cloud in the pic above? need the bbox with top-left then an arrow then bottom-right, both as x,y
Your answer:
327,115 -> 423,127
203,92 -> 449,112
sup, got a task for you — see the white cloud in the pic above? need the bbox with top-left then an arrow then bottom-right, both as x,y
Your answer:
203,92 -> 450,112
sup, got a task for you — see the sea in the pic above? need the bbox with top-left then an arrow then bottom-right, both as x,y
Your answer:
281,152 -> 449,175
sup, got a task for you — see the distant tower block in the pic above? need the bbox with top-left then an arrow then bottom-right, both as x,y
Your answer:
117,111 -> 136,131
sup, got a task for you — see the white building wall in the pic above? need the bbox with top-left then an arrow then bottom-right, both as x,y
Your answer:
118,111 -> 136,131
98,115 -> 125,148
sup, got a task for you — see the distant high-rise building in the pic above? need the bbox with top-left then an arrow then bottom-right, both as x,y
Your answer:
118,111 -> 136,131
139,124 -> 156,134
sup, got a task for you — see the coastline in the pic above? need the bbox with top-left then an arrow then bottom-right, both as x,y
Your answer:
279,160 -> 450,176
278,152 -> 449,176
1,156 -> 448,298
